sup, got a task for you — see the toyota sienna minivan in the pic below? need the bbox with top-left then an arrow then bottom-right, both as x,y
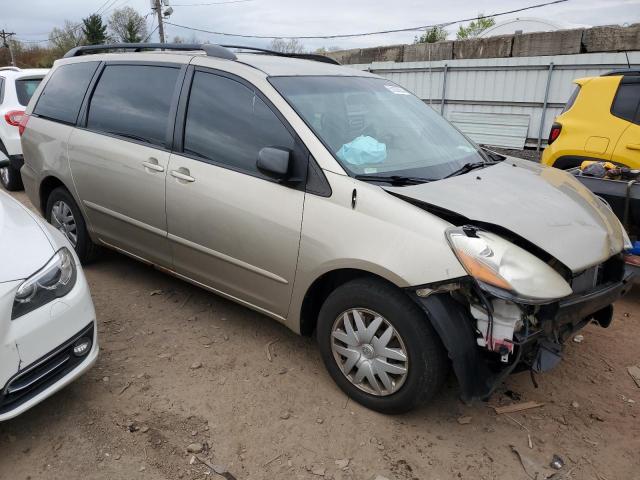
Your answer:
19,43 -> 637,413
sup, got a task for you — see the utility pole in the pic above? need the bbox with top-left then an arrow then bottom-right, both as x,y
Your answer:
0,30 -> 16,67
153,0 -> 166,44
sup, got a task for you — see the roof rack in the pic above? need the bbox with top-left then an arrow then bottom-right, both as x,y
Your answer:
601,69 -> 640,77
62,42 -> 340,66
222,45 -> 340,65
0,66 -> 21,72
63,43 -> 237,60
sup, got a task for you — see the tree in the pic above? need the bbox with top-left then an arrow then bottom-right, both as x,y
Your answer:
82,14 -> 108,45
269,38 -> 305,53
109,7 -> 148,43
49,20 -> 85,56
456,14 -> 495,40
413,26 -> 448,44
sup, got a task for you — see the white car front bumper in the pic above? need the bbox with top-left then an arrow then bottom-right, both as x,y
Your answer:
0,263 -> 98,422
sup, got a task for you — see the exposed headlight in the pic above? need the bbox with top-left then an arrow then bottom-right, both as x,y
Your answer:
446,226 -> 572,303
12,248 -> 77,320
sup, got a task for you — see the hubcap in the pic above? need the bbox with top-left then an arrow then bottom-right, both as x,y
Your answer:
50,200 -> 78,247
0,167 -> 9,186
331,308 -> 409,396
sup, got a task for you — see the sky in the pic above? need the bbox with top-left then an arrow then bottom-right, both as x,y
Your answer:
2,0 -> 640,51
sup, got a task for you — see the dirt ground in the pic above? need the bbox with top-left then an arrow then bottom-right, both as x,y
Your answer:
1,190 -> 639,480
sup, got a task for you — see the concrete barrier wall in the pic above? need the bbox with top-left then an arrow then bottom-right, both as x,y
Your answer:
327,24 -> 640,64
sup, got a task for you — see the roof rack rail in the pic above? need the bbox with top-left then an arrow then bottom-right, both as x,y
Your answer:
221,45 -> 340,65
63,43 -> 237,61
0,66 -> 21,72
601,69 -> 640,77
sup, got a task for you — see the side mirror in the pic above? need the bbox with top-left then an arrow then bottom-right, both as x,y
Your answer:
0,151 -> 9,169
257,147 -> 292,181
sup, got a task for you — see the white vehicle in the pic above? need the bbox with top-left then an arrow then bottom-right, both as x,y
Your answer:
0,154 -> 98,421
0,67 -> 48,191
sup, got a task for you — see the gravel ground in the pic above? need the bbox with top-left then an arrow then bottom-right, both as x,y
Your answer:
489,147 -> 542,163
0,191 -> 639,480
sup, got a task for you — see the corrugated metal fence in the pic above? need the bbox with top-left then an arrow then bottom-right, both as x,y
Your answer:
350,51 -> 640,149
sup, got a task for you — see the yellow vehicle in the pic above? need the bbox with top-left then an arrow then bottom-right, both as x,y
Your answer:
541,70 -> 640,170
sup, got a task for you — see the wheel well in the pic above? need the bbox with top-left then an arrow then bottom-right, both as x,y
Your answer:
299,269 -> 400,337
39,176 -> 67,214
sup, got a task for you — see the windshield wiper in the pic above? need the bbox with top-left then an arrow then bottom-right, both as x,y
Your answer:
354,174 -> 434,186
443,160 -> 500,179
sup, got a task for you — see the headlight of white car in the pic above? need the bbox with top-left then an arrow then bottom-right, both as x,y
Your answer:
446,226 -> 573,303
12,248 -> 77,320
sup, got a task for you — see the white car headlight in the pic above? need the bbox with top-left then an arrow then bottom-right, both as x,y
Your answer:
446,226 -> 573,303
12,248 -> 77,320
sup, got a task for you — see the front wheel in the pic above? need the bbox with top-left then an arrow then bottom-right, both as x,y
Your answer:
317,278 -> 449,414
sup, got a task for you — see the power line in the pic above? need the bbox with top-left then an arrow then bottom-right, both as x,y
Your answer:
165,0 -> 569,40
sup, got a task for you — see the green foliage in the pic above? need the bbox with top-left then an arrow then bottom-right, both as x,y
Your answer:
413,26 -> 448,44
456,14 -> 495,40
82,14 -> 108,45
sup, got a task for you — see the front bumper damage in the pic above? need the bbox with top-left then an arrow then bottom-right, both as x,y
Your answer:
412,260 -> 636,403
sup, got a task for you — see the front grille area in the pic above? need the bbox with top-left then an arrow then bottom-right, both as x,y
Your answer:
0,323 -> 94,415
571,255 -> 625,295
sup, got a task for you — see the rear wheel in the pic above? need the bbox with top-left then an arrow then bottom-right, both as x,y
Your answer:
0,144 -> 23,191
317,277 -> 449,414
45,187 -> 98,263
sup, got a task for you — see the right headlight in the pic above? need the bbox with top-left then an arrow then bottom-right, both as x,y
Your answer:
12,248 -> 77,320
446,226 -> 573,303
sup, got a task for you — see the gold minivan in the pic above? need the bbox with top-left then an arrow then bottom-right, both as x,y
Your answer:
20,44 -> 635,413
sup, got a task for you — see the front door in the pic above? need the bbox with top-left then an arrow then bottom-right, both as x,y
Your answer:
611,75 -> 640,169
166,69 -> 306,318
68,63 -> 183,266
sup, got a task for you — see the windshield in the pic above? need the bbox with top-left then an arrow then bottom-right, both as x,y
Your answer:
270,76 -> 484,180
15,77 -> 44,107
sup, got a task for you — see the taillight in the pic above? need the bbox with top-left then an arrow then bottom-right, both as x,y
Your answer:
548,122 -> 562,145
4,110 -> 25,127
18,113 -> 30,136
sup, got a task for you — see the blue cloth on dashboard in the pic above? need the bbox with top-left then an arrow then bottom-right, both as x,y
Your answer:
337,135 -> 387,165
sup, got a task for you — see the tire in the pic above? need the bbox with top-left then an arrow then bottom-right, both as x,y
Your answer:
45,187 -> 98,263
317,277 -> 449,414
0,143 -> 23,191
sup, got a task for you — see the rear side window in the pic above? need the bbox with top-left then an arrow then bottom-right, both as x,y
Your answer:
0,77 -> 5,103
183,71 -> 294,176
87,65 -> 180,147
15,78 -> 44,106
34,62 -> 99,124
562,85 -> 580,113
611,79 -> 640,124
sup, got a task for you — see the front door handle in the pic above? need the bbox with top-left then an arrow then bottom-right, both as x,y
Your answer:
142,158 -> 165,172
626,143 -> 640,151
170,168 -> 195,183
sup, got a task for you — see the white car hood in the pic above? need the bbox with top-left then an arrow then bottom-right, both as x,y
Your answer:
0,191 -> 55,282
385,158 -> 625,273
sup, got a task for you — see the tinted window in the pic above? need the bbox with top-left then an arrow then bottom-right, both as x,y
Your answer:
562,85 -> 580,113
15,78 -> 44,106
0,77 -> 4,103
87,65 -> 180,147
34,62 -> 99,124
183,71 -> 294,176
611,81 -> 640,124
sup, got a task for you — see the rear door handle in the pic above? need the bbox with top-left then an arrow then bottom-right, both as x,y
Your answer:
142,158 -> 165,172
626,143 -> 640,151
170,168 -> 195,182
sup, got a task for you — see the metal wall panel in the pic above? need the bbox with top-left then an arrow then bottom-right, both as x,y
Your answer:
449,112 -> 530,149
350,51 -> 640,149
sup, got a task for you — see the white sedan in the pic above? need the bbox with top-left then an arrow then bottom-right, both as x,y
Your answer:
0,155 -> 98,421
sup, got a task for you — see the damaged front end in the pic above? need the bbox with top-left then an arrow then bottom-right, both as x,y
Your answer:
410,225 -> 636,403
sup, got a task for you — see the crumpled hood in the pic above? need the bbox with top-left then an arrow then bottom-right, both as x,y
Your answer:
385,158 -> 624,273
0,191 -> 55,282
